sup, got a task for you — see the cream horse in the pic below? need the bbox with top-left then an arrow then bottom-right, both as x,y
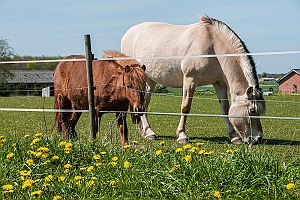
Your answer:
121,16 -> 266,144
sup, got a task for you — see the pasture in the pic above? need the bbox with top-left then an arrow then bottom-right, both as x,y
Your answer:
0,94 -> 300,199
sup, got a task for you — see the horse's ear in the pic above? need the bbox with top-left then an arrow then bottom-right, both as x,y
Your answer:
246,86 -> 254,98
141,65 -> 146,71
125,65 -> 131,73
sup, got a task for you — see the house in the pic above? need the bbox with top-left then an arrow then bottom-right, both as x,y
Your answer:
276,69 -> 300,94
7,70 -> 54,89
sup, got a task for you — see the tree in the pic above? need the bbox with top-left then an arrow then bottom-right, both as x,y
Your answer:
0,38 -> 15,85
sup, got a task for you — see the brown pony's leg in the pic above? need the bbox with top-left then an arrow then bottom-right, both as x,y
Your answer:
55,94 -> 72,135
67,111 -> 82,139
116,112 -> 128,147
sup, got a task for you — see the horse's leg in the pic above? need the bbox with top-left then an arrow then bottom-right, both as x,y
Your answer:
67,109 -> 82,140
116,112 -> 128,147
176,76 -> 196,144
55,94 -> 73,136
213,82 -> 243,144
139,79 -> 157,140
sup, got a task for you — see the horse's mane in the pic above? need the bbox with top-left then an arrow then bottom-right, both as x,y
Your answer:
102,50 -> 146,91
201,16 -> 266,115
201,16 -> 258,87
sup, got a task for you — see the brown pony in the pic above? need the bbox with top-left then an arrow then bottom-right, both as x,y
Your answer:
54,50 -> 146,147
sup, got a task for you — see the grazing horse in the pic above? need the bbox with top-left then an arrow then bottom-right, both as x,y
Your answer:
121,16 -> 266,144
54,50 -> 146,147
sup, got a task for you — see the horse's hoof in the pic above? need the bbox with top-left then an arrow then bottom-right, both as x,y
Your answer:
145,133 -> 156,140
231,137 -> 243,144
177,134 -> 189,144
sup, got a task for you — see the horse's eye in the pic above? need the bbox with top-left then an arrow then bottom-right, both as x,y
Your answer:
249,108 -> 256,113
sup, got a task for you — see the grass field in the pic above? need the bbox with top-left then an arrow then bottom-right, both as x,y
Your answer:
0,94 -> 299,199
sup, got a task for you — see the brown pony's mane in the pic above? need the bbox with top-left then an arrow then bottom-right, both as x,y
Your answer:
102,50 -> 141,68
102,50 -> 146,92
201,16 -> 266,115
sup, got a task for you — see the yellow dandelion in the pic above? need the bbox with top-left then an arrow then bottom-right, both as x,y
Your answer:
108,161 -> 117,167
52,155 -> 59,160
65,142 -> 72,148
183,144 -> 192,149
20,170 -> 31,176
93,154 -> 100,160
196,142 -> 204,147
42,153 -> 49,158
53,195 -> 62,200
34,133 -> 41,137
286,183 -> 295,189
30,138 -> 41,146
58,176 -> 65,182
80,167 -> 86,171
123,144 -> 131,149
43,160 -> 51,164
35,152 -> 43,157
87,166 -> 94,172
155,150 -> 162,155
183,155 -> 191,162
131,140 -> 138,145
95,162 -> 102,167
38,147 -> 49,153
22,179 -> 34,189
204,151 -> 214,155
43,183 -> 50,187
2,184 -> 13,190
11,143 -> 16,147
169,165 -> 179,173
23,134 -> 30,138
189,147 -> 198,153
45,175 -> 53,181
226,149 -> 237,154
159,141 -> 165,145
198,149 -> 206,155
74,176 -> 81,181
109,180 -> 116,185
64,169 -> 69,174
25,159 -> 35,166
124,161 -> 131,169
31,190 -> 42,196
214,191 -> 221,198
112,156 -> 118,161
175,148 -> 183,153
64,163 -> 72,169
59,141 -> 67,146
6,153 -> 14,159
86,180 -> 95,187
100,151 -> 107,155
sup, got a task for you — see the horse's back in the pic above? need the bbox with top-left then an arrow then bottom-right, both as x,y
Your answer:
122,21 -> 216,87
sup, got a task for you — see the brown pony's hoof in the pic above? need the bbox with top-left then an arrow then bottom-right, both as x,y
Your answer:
231,137 -> 243,144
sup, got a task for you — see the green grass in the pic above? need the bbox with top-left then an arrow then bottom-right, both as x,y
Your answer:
0,94 -> 299,199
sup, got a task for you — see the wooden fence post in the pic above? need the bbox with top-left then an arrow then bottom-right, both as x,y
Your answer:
84,34 -> 96,140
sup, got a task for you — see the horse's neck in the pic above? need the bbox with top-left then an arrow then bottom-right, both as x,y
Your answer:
215,54 -> 249,99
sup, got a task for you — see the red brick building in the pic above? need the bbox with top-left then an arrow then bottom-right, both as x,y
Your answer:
276,69 -> 300,94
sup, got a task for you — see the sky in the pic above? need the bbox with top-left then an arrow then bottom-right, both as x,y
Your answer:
0,0 -> 299,73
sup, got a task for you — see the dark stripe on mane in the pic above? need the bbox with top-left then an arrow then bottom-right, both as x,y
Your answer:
201,16 -> 259,89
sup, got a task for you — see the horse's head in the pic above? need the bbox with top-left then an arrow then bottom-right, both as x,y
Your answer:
123,64 -> 147,124
229,86 -> 266,144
